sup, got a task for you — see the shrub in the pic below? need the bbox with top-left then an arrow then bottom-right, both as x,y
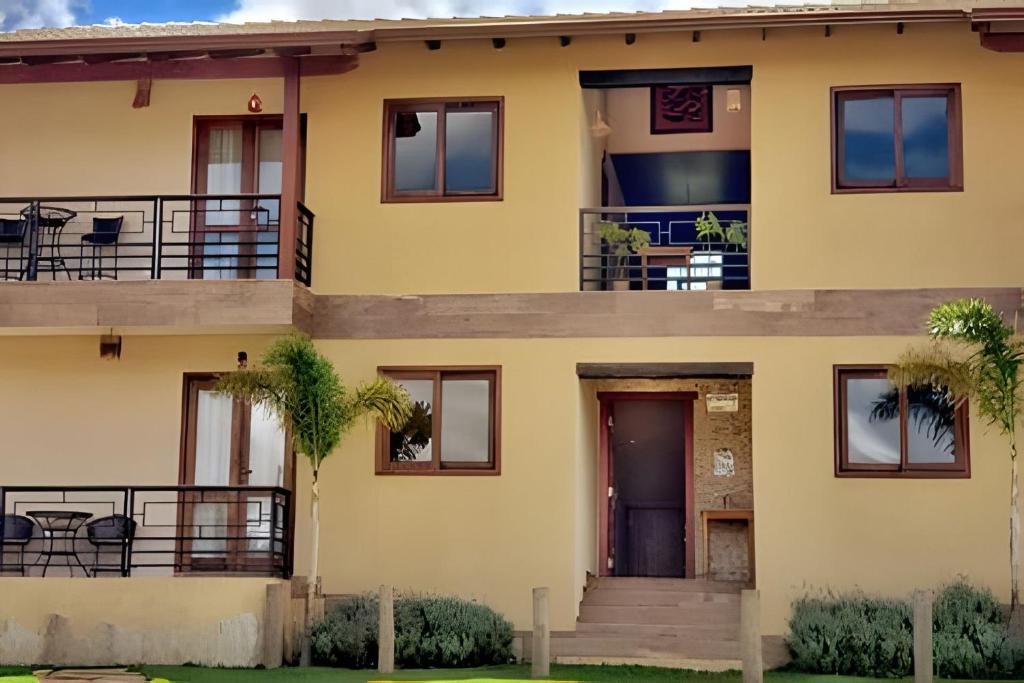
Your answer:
311,593 -> 514,669
787,581 -> 1024,679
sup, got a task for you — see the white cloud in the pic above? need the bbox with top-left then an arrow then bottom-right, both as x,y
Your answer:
0,0 -> 83,30
216,0 -> 752,24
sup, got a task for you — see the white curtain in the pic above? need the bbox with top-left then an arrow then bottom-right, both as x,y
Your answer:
193,390 -> 233,556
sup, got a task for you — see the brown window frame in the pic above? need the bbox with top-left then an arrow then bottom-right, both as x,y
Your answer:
376,366 -> 501,475
833,365 -> 970,479
831,84 -> 963,194
381,97 -> 504,203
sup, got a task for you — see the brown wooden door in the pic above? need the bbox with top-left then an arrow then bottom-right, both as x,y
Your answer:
179,374 -> 291,573
191,117 -> 284,280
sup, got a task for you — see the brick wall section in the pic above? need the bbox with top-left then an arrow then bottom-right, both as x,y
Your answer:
593,378 -> 753,581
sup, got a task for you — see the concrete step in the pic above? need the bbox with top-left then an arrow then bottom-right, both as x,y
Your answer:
575,620 -> 739,641
551,632 -> 741,660
579,603 -> 740,626
582,587 -> 740,607
590,577 -> 745,593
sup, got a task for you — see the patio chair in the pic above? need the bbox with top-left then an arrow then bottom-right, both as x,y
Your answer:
0,217 -> 28,281
0,514 -> 35,576
85,514 -> 137,577
79,215 -> 124,281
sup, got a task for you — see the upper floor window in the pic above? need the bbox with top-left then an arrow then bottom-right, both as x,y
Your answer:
382,98 -> 504,202
834,366 -> 969,478
376,366 -> 501,474
831,85 -> 963,193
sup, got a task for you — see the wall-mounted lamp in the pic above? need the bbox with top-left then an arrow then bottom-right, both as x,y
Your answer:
237,351 -> 248,369
247,93 -> 263,113
726,88 -> 742,113
591,110 -> 612,138
100,334 -> 122,360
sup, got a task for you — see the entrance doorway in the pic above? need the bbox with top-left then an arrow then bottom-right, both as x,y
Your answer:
599,392 -> 695,578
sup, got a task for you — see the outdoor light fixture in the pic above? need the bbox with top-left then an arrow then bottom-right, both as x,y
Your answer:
591,110 -> 612,138
237,351 -> 248,369
726,88 -> 742,113
247,93 -> 263,113
99,334 -> 122,360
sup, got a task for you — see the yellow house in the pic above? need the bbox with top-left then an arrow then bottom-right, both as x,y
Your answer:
1,0 -> 1023,670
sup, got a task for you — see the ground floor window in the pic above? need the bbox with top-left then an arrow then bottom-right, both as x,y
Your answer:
834,365 -> 969,478
376,366 -> 501,474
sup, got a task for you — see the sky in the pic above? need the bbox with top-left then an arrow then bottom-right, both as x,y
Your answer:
0,0 -> 763,32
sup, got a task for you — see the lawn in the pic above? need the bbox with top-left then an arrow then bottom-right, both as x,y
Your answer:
0,667 -> 1012,683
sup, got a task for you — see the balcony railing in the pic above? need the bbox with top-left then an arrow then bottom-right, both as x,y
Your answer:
579,205 -> 751,291
0,485 -> 292,578
0,194 -> 314,285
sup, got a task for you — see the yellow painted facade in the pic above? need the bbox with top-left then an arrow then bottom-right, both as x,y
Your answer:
1,15 -> 1022,660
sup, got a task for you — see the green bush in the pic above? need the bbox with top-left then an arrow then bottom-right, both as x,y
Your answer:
787,580 -> 1024,679
311,593 -> 514,669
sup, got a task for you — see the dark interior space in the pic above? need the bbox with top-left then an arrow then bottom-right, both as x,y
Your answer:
611,400 -> 686,577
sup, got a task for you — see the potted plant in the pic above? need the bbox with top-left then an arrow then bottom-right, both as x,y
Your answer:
694,211 -> 747,290
597,220 -> 651,291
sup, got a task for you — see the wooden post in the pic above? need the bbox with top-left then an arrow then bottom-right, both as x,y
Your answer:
913,590 -> 933,683
262,582 -> 286,669
378,584 -> 395,674
531,587 -> 550,679
277,57 -> 300,281
740,589 -> 763,683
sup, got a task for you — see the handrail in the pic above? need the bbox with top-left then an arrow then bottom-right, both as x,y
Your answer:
581,203 -> 752,213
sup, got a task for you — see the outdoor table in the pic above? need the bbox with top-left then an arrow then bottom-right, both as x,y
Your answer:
26,510 -> 92,577
21,205 -> 77,279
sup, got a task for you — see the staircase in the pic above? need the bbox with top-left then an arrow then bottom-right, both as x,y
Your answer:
551,577 -> 747,670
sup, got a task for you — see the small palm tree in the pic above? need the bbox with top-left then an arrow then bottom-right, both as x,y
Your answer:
890,298 -> 1024,620
216,334 -> 412,663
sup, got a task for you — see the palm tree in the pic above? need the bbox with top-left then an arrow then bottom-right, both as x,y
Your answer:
216,335 -> 412,664
890,298 -> 1024,621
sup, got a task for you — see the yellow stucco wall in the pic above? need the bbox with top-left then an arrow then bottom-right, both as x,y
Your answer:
3,22 -> 1024,293
0,334 -> 1010,638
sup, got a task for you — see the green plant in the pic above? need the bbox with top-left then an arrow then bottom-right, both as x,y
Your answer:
889,299 -> 1024,620
312,593 -> 514,669
216,334 -> 412,664
695,212 -> 748,252
597,220 -> 651,284
933,581 -> 1024,679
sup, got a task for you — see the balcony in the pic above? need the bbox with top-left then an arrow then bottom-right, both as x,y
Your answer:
0,194 -> 313,286
0,485 -> 292,578
580,205 -> 751,292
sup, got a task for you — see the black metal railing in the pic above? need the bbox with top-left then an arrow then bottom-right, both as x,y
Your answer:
0,195 -> 315,285
579,205 -> 751,291
0,485 -> 291,578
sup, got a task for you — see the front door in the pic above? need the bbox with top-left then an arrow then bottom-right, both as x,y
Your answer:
600,393 -> 694,578
179,374 -> 291,572
192,117 -> 284,279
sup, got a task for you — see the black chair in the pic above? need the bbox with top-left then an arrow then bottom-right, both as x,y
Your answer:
79,216 -> 124,280
0,218 -> 27,280
0,514 -> 35,576
85,514 -> 136,577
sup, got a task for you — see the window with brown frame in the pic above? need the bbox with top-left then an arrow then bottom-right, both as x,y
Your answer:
376,367 -> 501,474
381,98 -> 503,202
831,84 -> 963,193
834,366 -> 970,478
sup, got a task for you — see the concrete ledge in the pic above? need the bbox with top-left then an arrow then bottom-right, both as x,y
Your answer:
0,577 -> 288,668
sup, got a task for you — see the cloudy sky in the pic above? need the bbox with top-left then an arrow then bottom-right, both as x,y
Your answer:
0,0 -> 760,31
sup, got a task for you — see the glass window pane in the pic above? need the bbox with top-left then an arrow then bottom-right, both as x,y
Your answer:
193,388 -> 233,556
248,401 -> 286,486
845,377 -> 901,465
393,111 -> 438,192
205,127 -> 242,226
203,231 -> 240,280
841,96 -> 895,183
389,378 -> 433,462
445,110 -> 495,193
440,379 -> 491,463
257,128 -> 282,225
907,385 -> 957,464
902,96 -> 950,179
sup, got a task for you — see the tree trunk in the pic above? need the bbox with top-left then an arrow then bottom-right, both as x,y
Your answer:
300,472 -> 321,666
1011,444 -> 1022,633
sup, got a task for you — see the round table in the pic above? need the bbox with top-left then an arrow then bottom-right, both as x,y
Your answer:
21,205 -> 77,280
26,510 -> 92,577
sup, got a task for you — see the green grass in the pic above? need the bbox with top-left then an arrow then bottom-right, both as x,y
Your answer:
0,668 -> 1012,683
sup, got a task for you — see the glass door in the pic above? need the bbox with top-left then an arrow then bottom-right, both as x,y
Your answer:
192,117 -> 283,280
180,375 -> 290,572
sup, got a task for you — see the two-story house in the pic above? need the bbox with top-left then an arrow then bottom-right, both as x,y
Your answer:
2,0 -> 1023,670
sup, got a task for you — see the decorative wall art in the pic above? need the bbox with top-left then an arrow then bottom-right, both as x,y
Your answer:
650,85 -> 713,134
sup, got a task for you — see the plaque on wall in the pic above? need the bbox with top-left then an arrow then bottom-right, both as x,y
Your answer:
706,393 -> 739,412
650,85 -> 713,134
713,449 -> 735,477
